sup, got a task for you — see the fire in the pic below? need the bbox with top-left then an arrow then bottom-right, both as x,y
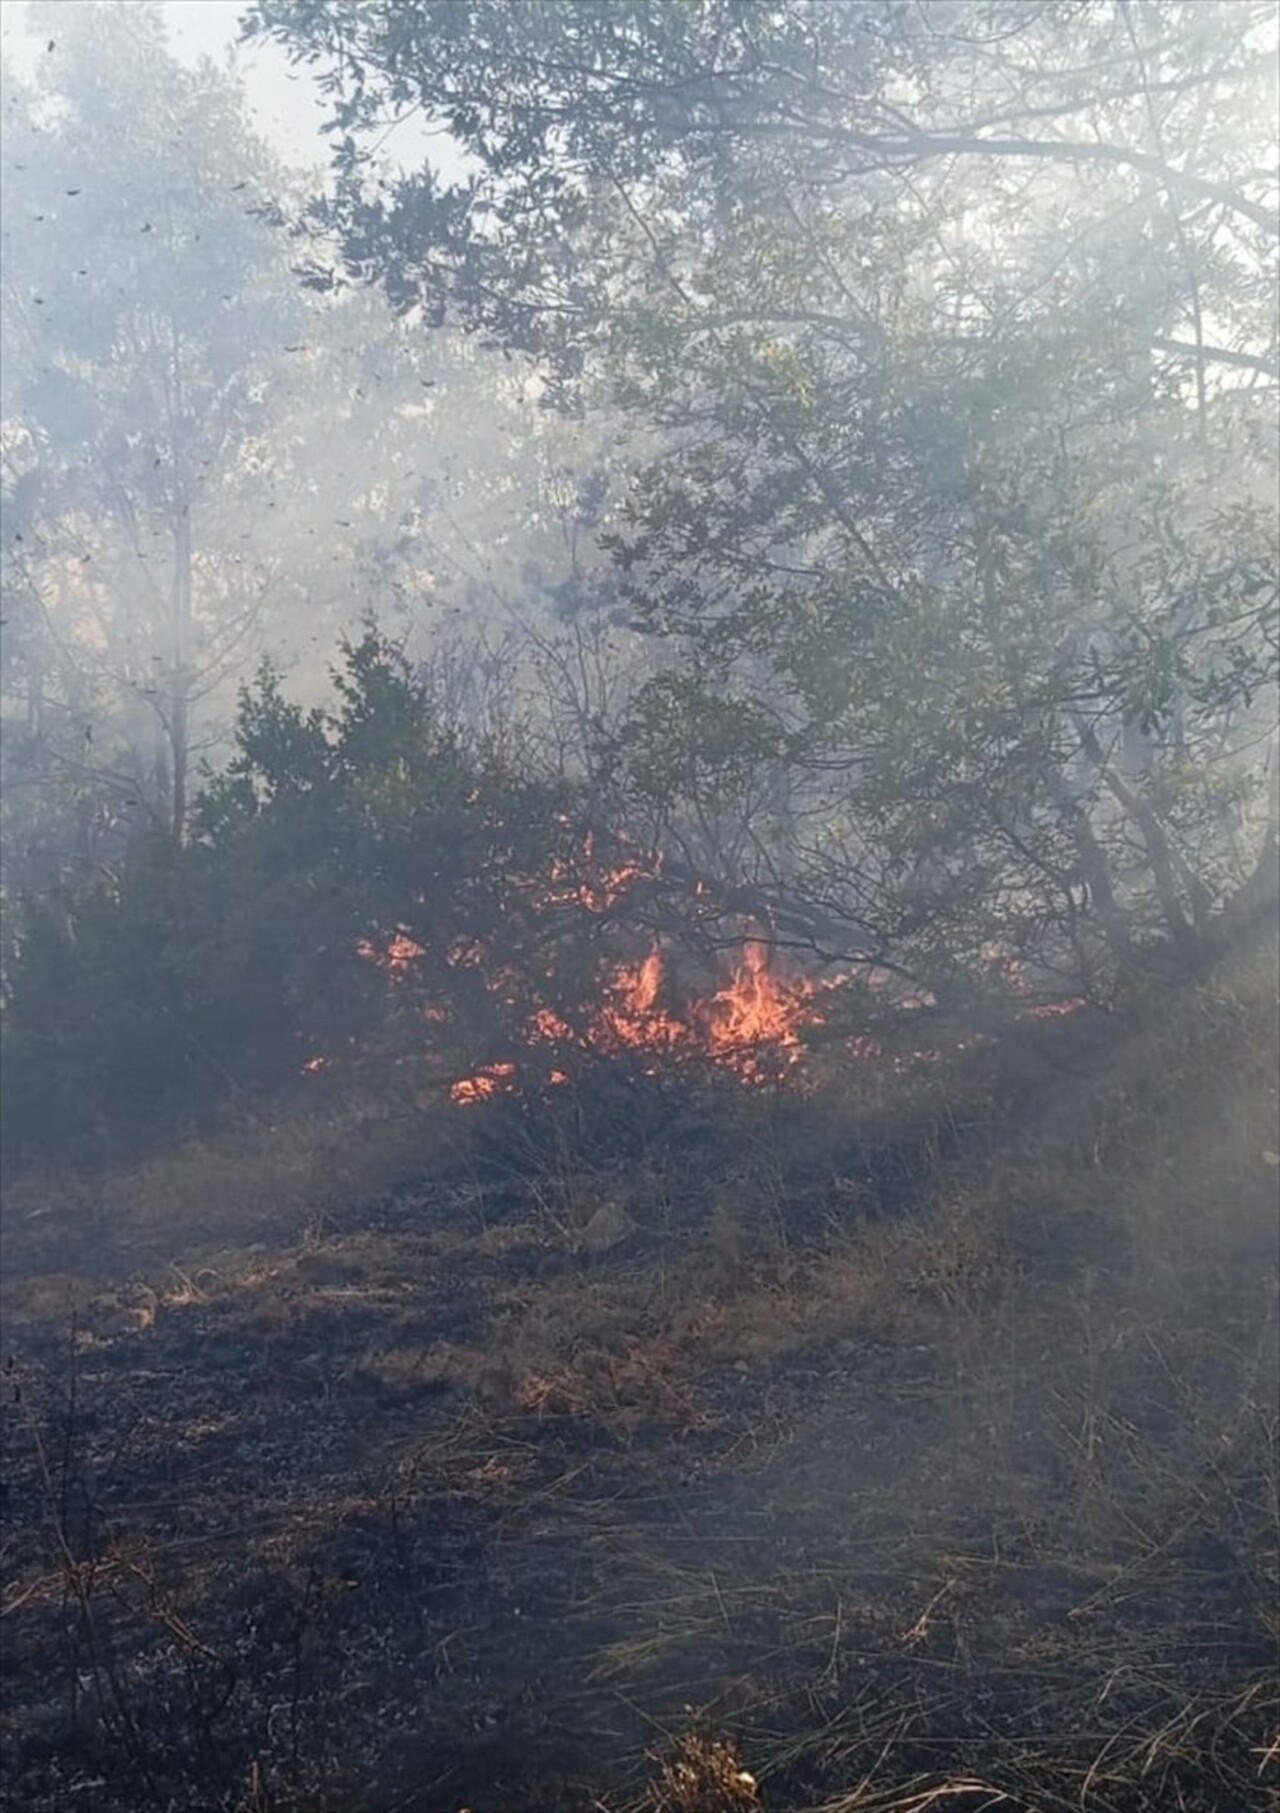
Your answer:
596,948 -> 688,1056
326,853 -> 1087,1105
541,831 -> 658,915
704,941 -> 818,1063
530,1005 -> 575,1043
451,1061 -> 517,1104
356,931 -> 426,977
448,940 -> 827,1103
590,941 -> 825,1077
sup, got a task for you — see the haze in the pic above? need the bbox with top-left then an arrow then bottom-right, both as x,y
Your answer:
1,4 -> 1276,1811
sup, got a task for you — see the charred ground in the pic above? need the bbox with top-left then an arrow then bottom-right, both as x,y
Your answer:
1,940 -> 1276,1813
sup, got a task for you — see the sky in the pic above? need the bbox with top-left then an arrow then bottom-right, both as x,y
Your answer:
2,0 -> 333,171
162,0 -> 333,170
3,0 -> 463,182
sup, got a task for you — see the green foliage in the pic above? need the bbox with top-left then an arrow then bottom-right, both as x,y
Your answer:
1,631 -> 579,1171
252,0 -> 1280,992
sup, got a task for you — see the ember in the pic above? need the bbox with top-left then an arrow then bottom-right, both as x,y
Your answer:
543,831 -> 658,914
356,931 -> 426,977
451,1061 -> 518,1104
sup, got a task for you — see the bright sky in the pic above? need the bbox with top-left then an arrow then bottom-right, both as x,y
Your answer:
2,0 -> 333,171
164,0 -> 332,170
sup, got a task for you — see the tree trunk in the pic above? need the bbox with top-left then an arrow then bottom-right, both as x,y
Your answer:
168,500 -> 192,844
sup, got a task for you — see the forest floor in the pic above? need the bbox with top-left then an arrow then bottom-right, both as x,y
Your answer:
2,952 -> 1277,1813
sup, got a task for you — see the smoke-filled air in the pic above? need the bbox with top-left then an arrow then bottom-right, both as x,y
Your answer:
1,2 -> 1277,1808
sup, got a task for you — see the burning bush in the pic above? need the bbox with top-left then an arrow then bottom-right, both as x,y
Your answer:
352,925 -> 838,1107
0,627 -> 1076,1177
3,630 -> 870,1173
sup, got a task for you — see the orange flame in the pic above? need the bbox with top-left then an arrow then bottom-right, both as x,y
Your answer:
703,941 -> 816,1060
541,832 -> 658,915
321,861 -> 859,1098
448,940 -> 829,1103
348,846 -> 1086,1108
596,948 -> 687,1057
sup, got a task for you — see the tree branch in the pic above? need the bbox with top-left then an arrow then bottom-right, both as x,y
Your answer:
1150,336 -> 1279,379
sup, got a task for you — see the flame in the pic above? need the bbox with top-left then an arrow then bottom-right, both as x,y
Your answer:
358,839 -> 807,1103
347,849 -> 1085,1109
541,832 -> 658,915
597,948 -> 688,1056
448,940 -> 828,1103
572,855 -> 653,915
704,941 -> 816,1059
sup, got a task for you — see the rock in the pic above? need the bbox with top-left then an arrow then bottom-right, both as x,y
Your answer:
575,1198 -> 633,1254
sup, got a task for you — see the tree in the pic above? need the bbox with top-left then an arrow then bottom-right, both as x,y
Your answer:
0,629 -> 588,1170
248,0 -> 1280,996
1,0 -> 305,869
1,2 -> 655,929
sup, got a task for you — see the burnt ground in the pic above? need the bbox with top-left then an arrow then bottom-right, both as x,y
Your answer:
1,1023 -> 1277,1813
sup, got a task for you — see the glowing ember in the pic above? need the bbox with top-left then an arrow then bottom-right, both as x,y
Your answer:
356,931 -> 427,977
450,1061 -> 518,1104
530,1005 -> 576,1043
542,832 -> 658,915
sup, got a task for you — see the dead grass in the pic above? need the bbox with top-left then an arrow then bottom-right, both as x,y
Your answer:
1,1090 -> 456,1287
641,1730 -> 761,1812
1,937 -> 1275,1811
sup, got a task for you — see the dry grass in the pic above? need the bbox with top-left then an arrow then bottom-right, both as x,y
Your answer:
641,1730 -> 762,1813
1,1090 -> 456,1285
1,935 -> 1276,1811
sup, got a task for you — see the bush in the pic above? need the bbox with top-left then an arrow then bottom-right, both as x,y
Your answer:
1,630 -> 582,1172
